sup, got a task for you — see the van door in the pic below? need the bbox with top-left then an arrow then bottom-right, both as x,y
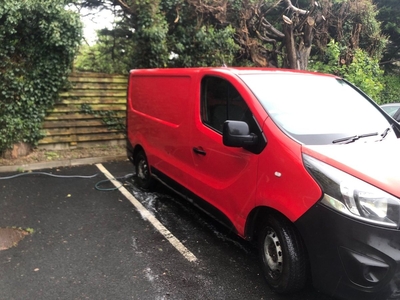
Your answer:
187,75 -> 260,234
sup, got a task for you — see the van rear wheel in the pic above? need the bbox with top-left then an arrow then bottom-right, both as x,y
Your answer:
258,213 -> 307,294
134,150 -> 155,190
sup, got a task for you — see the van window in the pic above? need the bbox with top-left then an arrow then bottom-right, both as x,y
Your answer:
240,73 -> 397,145
201,76 -> 252,132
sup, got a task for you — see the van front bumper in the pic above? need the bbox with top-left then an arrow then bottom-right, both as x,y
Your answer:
295,203 -> 400,300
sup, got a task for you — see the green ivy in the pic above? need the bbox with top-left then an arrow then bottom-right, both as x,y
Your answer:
80,104 -> 126,134
0,0 -> 82,153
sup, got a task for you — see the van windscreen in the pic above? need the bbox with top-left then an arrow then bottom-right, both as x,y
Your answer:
239,73 -> 396,145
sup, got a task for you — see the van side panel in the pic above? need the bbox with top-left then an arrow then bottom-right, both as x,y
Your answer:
127,73 -> 193,186
256,117 -> 322,222
185,72 -> 262,236
129,76 -> 190,126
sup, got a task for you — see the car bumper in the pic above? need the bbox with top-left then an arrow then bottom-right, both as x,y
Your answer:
295,203 -> 400,300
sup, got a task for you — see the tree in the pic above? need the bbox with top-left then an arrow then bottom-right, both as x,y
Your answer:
372,0 -> 400,104
226,0 -> 322,69
0,0 -> 82,152
374,0 -> 400,72
74,0 -> 386,71
310,40 -> 384,102
75,27 -> 135,74
324,0 -> 386,62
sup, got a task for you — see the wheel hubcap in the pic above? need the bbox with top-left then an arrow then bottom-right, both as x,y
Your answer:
137,159 -> 148,180
264,227 -> 283,276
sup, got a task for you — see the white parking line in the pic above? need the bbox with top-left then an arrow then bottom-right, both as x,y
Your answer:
96,163 -> 198,263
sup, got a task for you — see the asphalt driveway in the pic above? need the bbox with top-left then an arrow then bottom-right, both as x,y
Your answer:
0,162 -> 165,299
0,161 -> 333,300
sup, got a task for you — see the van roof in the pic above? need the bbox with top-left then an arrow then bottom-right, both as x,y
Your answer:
129,67 -> 339,79
226,67 -> 338,78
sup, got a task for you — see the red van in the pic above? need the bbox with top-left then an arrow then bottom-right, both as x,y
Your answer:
126,68 -> 400,300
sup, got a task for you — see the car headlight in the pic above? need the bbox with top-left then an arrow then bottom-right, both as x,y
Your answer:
303,154 -> 400,228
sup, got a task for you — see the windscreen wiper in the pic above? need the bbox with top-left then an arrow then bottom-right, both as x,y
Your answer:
379,126 -> 392,141
332,132 -> 378,144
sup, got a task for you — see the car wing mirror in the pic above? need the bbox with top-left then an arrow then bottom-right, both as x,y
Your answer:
222,120 -> 258,147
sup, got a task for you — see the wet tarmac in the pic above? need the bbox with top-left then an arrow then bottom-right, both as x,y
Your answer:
0,161 -> 334,299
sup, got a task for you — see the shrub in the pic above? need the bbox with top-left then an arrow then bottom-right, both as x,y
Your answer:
0,1 -> 82,153
380,74 -> 400,104
309,40 -> 384,103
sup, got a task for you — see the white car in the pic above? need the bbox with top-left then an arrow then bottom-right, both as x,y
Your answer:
381,103 -> 400,121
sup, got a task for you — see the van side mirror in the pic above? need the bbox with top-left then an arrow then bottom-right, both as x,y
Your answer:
223,120 -> 258,147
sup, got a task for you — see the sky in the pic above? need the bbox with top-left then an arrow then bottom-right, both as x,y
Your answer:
81,7 -> 114,45
67,5 -> 115,45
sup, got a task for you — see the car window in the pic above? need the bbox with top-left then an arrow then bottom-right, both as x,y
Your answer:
201,76 -> 253,133
381,105 -> 400,117
240,73 -> 396,145
393,108 -> 400,122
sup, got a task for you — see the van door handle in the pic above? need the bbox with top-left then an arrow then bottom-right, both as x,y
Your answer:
193,147 -> 206,156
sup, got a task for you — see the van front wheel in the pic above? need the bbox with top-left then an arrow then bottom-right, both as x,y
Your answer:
134,151 -> 155,190
258,213 -> 307,294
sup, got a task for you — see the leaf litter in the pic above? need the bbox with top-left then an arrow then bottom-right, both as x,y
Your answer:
0,227 -> 30,251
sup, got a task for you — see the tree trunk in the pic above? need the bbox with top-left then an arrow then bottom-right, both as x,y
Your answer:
284,23 -> 297,69
298,17 -> 315,70
298,44 -> 312,70
1,142 -> 32,159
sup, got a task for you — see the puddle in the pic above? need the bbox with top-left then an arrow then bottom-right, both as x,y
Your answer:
129,179 -> 252,254
0,227 -> 30,251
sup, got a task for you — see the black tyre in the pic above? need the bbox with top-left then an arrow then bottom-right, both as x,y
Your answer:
134,150 -> 155,190
258,213 -> 308,294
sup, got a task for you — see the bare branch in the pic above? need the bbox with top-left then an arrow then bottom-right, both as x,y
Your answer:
283,0 -> 308,15
114,0 -> 134,15
255,30 -> 277,44
187,0 -> 228,23
282,15 -> 292,25
261,18 -> 285,39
